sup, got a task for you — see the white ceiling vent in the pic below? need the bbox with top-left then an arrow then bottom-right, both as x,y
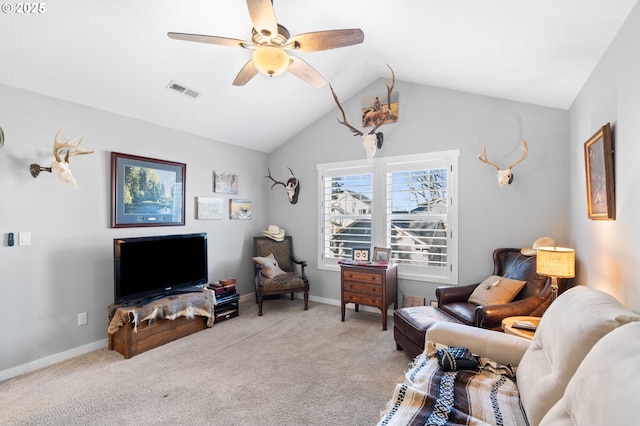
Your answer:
166,80 -> 200,98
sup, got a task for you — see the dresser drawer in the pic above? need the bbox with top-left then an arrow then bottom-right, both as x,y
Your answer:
344,292 -> 382,307
342,271 -> 382,284
343,282 -> 382,295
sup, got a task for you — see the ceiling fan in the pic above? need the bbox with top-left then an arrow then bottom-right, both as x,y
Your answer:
167,0 -> 364,88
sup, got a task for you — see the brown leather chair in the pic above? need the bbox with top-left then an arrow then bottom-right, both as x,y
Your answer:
436,248 -> 566,330
253,236 -> 309,316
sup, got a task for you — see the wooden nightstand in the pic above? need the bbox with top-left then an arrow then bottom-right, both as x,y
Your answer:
502,316 -> 541,340
340,263 -> 397,330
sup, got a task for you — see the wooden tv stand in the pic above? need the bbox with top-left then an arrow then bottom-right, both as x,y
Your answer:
108,290 -> 214,359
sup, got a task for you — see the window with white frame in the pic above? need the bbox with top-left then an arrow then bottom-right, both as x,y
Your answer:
318,150 -> 459,284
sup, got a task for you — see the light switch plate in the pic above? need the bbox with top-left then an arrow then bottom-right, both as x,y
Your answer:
19,232 -> 31,246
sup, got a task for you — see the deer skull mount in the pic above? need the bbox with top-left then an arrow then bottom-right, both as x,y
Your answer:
330,64 -> 396,161
266,167 -> 300,204
30,128 -> 94,189
478,138 -> 529,187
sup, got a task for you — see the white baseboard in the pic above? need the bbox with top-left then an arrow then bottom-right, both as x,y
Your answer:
2,293 -> 391,382
0,339 -> 108,383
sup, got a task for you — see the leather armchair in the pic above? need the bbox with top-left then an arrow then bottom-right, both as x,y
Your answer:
436,248 -> 566,330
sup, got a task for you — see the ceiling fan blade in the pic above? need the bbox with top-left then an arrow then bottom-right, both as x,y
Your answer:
167,32 -> 249,48
246,0 -> 278,39
287,56 -> 327,88
232,59 -> 259,86
287,29 -> 364,52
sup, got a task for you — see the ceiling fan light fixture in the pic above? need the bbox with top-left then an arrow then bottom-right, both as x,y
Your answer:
252,46 -> 289,77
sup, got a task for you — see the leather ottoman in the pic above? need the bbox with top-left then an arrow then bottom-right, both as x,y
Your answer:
394,306 -> 462,359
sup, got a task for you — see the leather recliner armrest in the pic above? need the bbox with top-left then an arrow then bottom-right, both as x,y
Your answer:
436,283 -> 478,306
475,296 -> 547,328
426,322 -> 530,367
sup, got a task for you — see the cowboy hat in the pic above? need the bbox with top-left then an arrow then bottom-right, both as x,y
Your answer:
263,225 -> 285,241
521,236 -> 556,256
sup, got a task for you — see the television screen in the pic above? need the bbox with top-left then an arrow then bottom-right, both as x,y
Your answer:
114,233 -> 208,305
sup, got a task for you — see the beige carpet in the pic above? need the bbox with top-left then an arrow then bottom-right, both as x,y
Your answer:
0,297 -> 412,425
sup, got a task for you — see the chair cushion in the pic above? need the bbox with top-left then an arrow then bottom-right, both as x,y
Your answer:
516,286 -> 640,426
468,275 -> 527,306
259,272 -> 305,291
539,321 -> 640,426
253,253 -> 286,278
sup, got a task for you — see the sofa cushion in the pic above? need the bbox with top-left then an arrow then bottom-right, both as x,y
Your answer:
468,275 -> 527,305
516,286 -> 640,426
252,253 -> 286,278
539,321 -> 640,425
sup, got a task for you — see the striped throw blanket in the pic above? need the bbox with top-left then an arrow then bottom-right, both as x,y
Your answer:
378,351 -> 528,426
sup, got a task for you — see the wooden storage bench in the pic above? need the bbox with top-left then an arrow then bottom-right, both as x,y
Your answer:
108,290 -> 214,358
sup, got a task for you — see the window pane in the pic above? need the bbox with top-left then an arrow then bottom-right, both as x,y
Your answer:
323,173 -> 373,260
389,218 -> 447,267
387,167 -> 448,268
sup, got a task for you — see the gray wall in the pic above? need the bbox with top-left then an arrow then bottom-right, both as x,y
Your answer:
569,2 -> 640,309
0,84 -> 268,377
13,2 -> 640,374
268,81 -> 570,305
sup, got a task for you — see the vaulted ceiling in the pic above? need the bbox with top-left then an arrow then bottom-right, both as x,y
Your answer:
0,0 -> 636,152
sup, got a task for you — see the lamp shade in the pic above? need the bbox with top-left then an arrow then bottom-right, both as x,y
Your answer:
252,46 -> 289,77
536,247 -> 575,278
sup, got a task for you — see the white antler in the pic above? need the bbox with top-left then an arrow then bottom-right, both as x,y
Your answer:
330,64 -> 396,161
266,167 -> 300,204
50,128 -> 94,189
478,138 -> 529,187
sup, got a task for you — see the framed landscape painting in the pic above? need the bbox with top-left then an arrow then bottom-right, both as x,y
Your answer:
111,152 -> 186,227
584,123 -> 615,220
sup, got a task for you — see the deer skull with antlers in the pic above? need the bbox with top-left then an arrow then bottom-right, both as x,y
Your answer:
266,167 -> 300,204
330,64 -> 396,161
478,138 -> 529,187
29,128 -> 94,189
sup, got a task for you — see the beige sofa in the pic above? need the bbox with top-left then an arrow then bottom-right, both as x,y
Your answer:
378,286 -> 640,425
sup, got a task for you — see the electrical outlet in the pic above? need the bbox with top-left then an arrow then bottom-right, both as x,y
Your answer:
77,312 -> 88,326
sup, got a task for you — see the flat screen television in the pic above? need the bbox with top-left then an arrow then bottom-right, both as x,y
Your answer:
113,233 -> 208,305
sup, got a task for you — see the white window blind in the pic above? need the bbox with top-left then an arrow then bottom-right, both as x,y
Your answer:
318,151 -> 458,283
320,166 -> 373,262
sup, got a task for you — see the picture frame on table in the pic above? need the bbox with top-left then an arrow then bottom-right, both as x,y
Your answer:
584,123 -> 615,220
111,152 -> 185,228
373,247 -> 391,263
352,247 -> 370,262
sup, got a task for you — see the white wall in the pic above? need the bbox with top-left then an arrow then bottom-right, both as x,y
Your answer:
268,80 -> 570,305
0,84 -> 268,376
569,2 -> 640,310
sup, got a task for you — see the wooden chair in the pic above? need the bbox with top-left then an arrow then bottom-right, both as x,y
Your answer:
253,236 -> 309,316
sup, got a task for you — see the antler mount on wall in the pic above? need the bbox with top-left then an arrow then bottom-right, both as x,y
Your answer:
478,138 -> 529,187
266,167 -> 299,204
330,64 -> 396,160
30,128 -> 94,189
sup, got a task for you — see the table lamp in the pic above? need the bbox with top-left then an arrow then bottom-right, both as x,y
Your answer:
536,246 -> 575,301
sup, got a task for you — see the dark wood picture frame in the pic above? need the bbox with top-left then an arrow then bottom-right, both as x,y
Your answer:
584,123 -> 615,220
352,247 -> 370,262
111,152 -> 186,228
